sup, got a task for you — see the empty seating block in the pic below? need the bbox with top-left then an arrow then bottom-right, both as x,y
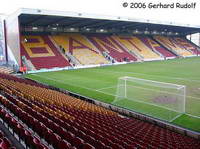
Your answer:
86,35 -> 137,62
52,34 -> 109,65
173,37 -> 200,55
0,67 -> 13,74
138,36 -> 176,58
21,35 -> 71,70
114,36 -> 162,60
154,36 -> 194,57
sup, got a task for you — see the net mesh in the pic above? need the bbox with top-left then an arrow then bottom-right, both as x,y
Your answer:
113,76 -> 185,121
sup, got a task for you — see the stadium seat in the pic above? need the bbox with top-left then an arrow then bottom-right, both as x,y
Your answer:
52,34 -> 109,65
82,143 -> 95,149
57,139 -> 71,149
153,36 -> 194,57
21,35 -> 71,70
114,35 -> 162,60
86,35 -> 137,62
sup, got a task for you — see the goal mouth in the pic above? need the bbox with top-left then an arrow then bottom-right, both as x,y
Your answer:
114,76 -> 186,122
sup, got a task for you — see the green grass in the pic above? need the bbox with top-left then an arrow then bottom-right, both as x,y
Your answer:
173,114 -> 200,132
113,99 -> 180,121
25,57 -> 200,132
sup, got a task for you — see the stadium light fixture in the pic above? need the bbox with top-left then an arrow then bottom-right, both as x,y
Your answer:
70,28 -> 75,31
64,27 -> 79,32
133,29 -> 138,33
161,31 -> 165,34
167,32 -> 173,35
144,30 -> 150,34
32,27 -> 38,30
85,28 -> 91,31
96,29 -> 107,33
151,31 -> 158,35
133,29 -> 143,35
175,32 -> 179,35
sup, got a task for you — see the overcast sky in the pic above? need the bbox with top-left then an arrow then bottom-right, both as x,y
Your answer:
0,0 -> 200,26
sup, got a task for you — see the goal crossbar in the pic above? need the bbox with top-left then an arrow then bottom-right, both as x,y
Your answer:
119,76 -> 185,88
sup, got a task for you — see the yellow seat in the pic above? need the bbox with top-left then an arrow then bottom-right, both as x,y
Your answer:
52,34 -> 109,65
154,36 -> 193,57
114,36 -> 161,59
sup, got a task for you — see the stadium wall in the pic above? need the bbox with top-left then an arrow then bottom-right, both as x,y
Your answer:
0,16 -> 6,64
5,13 -> 20,66
26,61 -> 130,74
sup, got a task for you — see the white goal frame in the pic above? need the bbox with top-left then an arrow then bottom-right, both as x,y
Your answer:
114,76 -> 186,117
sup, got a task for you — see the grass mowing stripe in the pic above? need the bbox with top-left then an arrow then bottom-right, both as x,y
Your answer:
70,69 -> 200,100
32,73 -> 95,90
85,69 -> 200,101
88,68 -> 200,83
32,73 -> 117,99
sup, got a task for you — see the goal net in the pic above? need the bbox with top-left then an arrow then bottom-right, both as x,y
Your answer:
113,76 -> 186,121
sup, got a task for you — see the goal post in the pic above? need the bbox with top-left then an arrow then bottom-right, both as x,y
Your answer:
113,76 -> 186,121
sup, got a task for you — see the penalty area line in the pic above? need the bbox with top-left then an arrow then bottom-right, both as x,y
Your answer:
169,113 -> 184,122
96,85 -> 117,91
185,113 -> 200,119
31,74 -> 117,97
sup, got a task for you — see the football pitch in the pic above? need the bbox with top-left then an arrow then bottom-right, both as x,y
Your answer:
25,57 -> 200,132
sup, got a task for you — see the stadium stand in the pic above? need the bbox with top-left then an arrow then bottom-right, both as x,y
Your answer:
19,34 -> 199,69
0,73 -> 199,149
51,34 -> 109,65
0,66 -> 13,74
86,34 -> 138,62
114,36 -> 163,60
153,36 -> 194,57
21,35 -> 71,70
139,36 -> 176,58
173,37 -> 200,55
0,73 -> 47,89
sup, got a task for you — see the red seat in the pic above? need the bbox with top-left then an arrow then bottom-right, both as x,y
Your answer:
36,143 -> 49,149
0,108 -> 6,120
52,133 -> 61,149
64,131 -> 75,145
58,140 -> 71,149
24,130 -> 32,148
4,114 -> 12,126
14,123 -> 23,141
10,118 -> 17,134
0,137 -> 11,149
32,137 -> 40,149
71,137 -> 84,148
82,143 -> 95,149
